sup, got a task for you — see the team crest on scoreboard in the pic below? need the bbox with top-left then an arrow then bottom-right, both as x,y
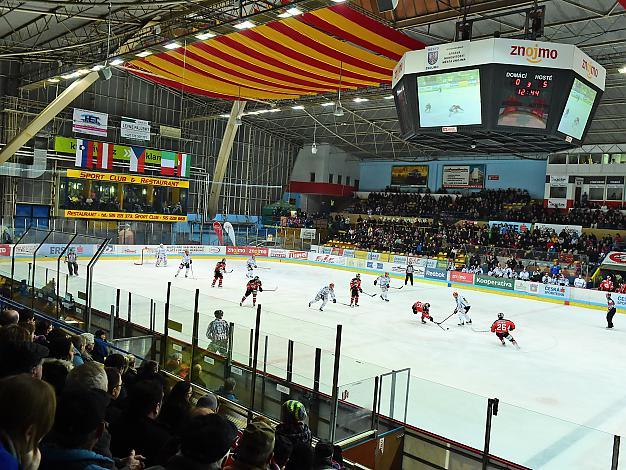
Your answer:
427,49 -> 439,65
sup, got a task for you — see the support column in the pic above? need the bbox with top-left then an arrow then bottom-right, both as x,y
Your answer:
207,100 -> 246,219
0,70 -> 106,165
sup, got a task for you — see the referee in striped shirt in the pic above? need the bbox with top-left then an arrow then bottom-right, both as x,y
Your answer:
206,310 -> 229,355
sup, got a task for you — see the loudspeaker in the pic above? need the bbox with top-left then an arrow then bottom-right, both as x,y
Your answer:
97,67 -> 112,81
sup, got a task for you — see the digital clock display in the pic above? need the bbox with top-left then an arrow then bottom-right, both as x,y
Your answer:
497,70 -> 554,129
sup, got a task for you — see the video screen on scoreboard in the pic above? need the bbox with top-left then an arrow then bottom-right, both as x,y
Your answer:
497,70 -> 554,129
394,83 -> 413,136
557,78 -> 597,140
417,69 -> 482,127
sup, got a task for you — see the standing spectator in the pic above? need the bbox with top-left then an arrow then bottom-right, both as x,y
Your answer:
65,248 -> 79,277
0,375 -> 56,470
405,262 -> 414,286
215,378 -> 237,402
206,310 -> 229,356
550,260 -> 561,277
158,381 -> 193,435
92,330 -> 109,363
275,400 -> 312,448
224,418 -> 274,470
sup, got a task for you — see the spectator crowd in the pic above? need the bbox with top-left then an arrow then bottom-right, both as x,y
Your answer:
0,306 -> 345,470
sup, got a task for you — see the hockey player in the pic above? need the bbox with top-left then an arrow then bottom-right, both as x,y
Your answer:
174,250 -> 192,278
573,274 -> 587,289
607,293 -> 616,329
309,284 -> 336,311
412,301 -> 432,324
349,274 -> 362,307
211,258 -> 227,287
155,243 -> 168,267
246,255 -> 257,279
374,272 -> 390,302
66,248 -> 79,276
453,291 -> 472,326
240,276 -> 263,307
490,313 -> 518,347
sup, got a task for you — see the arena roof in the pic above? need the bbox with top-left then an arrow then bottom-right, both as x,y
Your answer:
1,0 -> 625,159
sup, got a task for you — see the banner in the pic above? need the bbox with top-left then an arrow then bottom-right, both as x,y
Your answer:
474,275 -> 514,290
534,223 -> 582,235
73,108 -> 108,137
226,246 -> 268,257
366,260 -> 385,270
390,165 -> 429,186
38,244 -> 95,257
212,221 -> 224,245
300,228 -> 316,239
121,117 -> 151,141
549,175 -> 568,187
392,255 -> 407,264
527,282 -> 570,299
488,221 -> 531,233
64,210 -> 186,222
289,251 -> 307,260
345,258 -> 366,268
450,271 -> 474,284
0,244 -> 10,256
268,249 -> 289,259
342,249 -> 355,258
66,169 -> 189,188
442,165 -> 485,189
309,253 -> 346,266
223,221 -> 236,246
424,267 -> 447,281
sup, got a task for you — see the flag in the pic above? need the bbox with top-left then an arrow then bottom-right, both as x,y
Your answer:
213,221 -> 223,245
176,153 -> 191,178
95,141 -> 114,170
161,151 -> 176,176
129,146 -> 145,173
75,139 -> 93,168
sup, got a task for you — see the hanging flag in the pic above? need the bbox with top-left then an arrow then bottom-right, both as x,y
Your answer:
95,141 -> 114,170
161,151 -> 176,176
129,146 -> 145,173
176,153 -> 191,178
74,139 -> 93,168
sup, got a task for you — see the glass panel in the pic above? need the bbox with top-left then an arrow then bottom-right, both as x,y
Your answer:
335,377 -> 376,442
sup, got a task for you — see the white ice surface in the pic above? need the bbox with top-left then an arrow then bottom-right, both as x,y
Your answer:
16,257 -> 625,469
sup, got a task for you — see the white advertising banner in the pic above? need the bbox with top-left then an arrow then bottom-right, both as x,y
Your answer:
300,228 -> 316,239
550,175 -> 568,187
73,108 -> 108,137
308,253 -> 346,266
547,199 -> 567,209
121,117 -> 151,141
534,223 -> 583,235
526,282 -> 571,300
442,165 -> 485,189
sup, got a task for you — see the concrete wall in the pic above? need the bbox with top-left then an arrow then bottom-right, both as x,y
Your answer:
291,143 -> 360,186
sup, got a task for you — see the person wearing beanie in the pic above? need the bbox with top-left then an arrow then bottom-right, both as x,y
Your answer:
224,418 -> 275,470
275,400 -> 312,448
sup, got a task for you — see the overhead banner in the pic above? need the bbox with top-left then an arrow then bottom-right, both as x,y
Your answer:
121,117 -> 151,141
391,165 -> 429,186
64,210 -> 186,222
66,169 -> 189,188
73,108 -> 108,137
442,165 -> 485,189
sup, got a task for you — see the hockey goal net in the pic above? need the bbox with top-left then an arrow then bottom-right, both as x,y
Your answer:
134,247 -> 157,265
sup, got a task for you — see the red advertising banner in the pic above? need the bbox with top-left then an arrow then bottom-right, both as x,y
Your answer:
289,251 -> 307,259
212,221 -> 223,245
0,244 -> 10,256
226,246 -> 268,257
450,271 -> 474,284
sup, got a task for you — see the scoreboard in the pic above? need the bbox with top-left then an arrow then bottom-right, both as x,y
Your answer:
392,38 -> 606,147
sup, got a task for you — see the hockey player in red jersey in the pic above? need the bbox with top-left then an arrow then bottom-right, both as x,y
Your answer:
412,301 -> 433,324
490,313 -> 519,347
211,258 -> 227,288
349,274 -> 363,307
240,276 -> 263,306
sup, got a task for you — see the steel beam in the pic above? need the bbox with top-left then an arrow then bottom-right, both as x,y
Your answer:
207,100 -> 246,219
0,71 -> 100,165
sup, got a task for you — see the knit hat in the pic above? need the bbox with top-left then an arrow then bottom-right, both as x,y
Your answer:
282,399 -> 307,422
180,414 -> 237,463
236,418 -> 275,465
81,332 -> 95,345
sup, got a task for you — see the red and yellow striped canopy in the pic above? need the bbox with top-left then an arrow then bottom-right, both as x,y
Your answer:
127,4 -> 424,100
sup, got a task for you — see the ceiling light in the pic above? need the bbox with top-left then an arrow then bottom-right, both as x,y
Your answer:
278,7 -> 303,17
384,95 -> 394,100
164,42 -> 182,50
195,32 -> 215,40
320,102 -> 335,107
269,108 -> 281,113
135,50 -> 152,58
291,105 -> 305,110
91,65 -> 104,71
219,114 -> 230,118
48,78 -> 60,83
353,97 -> 369,103
331,0 -> 347,3
333,102 -> 344,117
619,66 -> 626,74
61,72 -> 78,79
109,58 -> 124,66
234,20 -> 255,30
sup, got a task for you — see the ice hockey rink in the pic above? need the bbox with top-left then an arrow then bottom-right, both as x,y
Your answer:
19,256 -> 624,469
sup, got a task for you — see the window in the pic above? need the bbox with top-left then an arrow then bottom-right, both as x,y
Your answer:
310,172 -> 316,182
588,187 -> 605,200
549,154 -> 567,164
607,188 -> 624,201
549,186 -> 567,199
328,174 -> 333,183
337,175 -> 342,185
346,176 -> 351,186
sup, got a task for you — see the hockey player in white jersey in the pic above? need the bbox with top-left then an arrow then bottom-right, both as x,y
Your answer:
175,250 -> 192,278
374,272 -> 390,302
453,291 -> 472,325
309,283 -> 336,311
246,255 -> 257,279
155,243 -> 168,267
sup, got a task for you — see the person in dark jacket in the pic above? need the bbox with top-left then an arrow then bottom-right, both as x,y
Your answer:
275,400 -> 312,448
92,330 -> 109,363
158,381 -> 192,435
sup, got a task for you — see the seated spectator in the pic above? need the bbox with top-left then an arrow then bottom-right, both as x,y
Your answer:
272,435 -> 293,470
275,400 -> 312,448
105,367 -> 123,425
0,308 -> 19,327
92,330 -> 109,363
215,377 -> 237,402
285,443 -> 313,470
194,392 -> 219,416
35,320 -> 53,346
0,375 -> 56,470
136,360 -> 160,382
224,418 -> 275,470
164,352 -> 187,379
65,361 -> 108,392
192,364 -> 208,389
313,440 -> 336,470
42,360 -> 70,396
0,340 -> 49,379
0,324 -> 32,343
44,331 -> 74,370
123,355 -> 138,387
158,381 -> 193,435
17,310 -> 36,337
70,335 -> 87,367
110,380 -> 174,467
80,333 -> 95,362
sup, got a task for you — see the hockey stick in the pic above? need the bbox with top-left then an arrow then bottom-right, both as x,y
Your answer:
362,291 -> 377,297
257,266 -> 271,270
226,269 -> 234,273
435,322 -> 448,331
471,327 -> 490,333
435,311 -> 456,326
391,285 -> 404,290
263,286 -> 279,292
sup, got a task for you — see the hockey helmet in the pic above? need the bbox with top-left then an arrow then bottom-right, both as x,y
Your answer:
606,293 -> 612,298
254,276 -> 259,280
222,258 -> 226,262
384,272 -> 389,276
214,309 -> 224,318
329,283 -> 335,288
424,303 -> 430,308
184,249 -> 190,254
356,274 -> 360,278
160,243 -> 164,248
452,291 -> 458,297
497,312 -> 504,320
